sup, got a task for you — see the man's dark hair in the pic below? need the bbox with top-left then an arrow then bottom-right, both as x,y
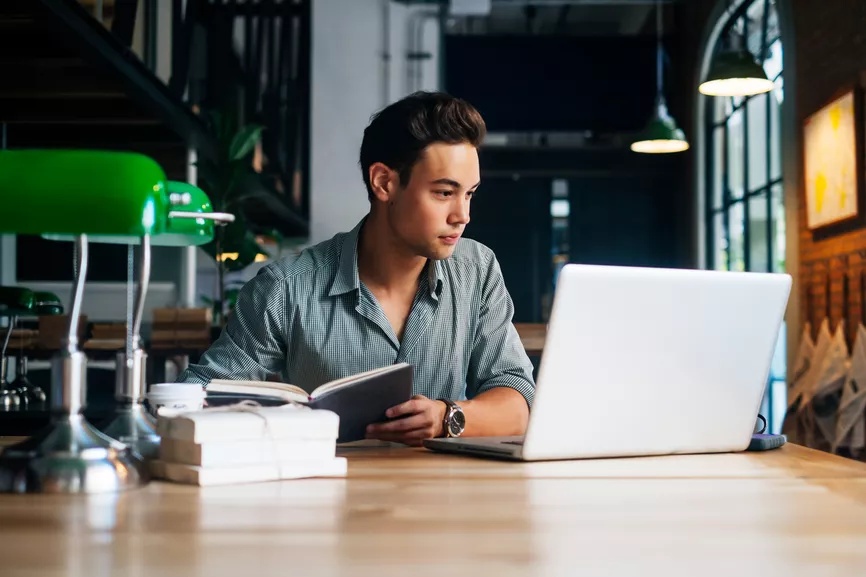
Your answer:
359,91 -> 486,201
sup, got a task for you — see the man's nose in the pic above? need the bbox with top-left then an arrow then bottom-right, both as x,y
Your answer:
450,196 -> 471,225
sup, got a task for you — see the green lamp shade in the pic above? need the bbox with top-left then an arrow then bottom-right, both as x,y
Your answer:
0,287 -> 35,316
0,150 -> 168,236
0,288 -> 63,316
161,181 -> 215,246
44,181 -> 216,247
699,49 -> 774,97
32,291 -> 64,315
631,100 -> 690,154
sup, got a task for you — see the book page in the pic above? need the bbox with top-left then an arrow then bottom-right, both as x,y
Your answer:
310,363 -> 408,398
206,379 -> 309,402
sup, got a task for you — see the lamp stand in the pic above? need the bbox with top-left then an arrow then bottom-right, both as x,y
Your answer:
102,236 -> 160,459
0,235 -> 148,493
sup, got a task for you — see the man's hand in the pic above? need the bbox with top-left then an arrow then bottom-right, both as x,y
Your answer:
365,394 -> 447,446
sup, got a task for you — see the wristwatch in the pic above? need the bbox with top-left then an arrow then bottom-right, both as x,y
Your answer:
439,399 -> 466,438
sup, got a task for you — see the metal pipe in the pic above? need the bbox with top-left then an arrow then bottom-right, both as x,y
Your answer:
126,245 -> 134,358
168,210 -> 236,223
131,235 -> 151,352
407,9 -> 438,93
381,0 -> 391,106
66,235 -> 88,353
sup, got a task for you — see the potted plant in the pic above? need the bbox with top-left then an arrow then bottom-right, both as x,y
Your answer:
195,108 -> 271,326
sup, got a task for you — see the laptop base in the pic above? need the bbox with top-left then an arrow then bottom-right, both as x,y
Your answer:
423,436 -> 526,461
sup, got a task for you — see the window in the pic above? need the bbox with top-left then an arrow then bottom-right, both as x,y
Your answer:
704,0 -> 786,431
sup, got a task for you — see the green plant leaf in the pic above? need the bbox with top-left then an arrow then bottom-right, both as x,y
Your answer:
229,125 -> 264,161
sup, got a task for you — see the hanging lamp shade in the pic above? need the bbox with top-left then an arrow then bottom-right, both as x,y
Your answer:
631,0 -> 689,154
699,48 -> 773,97
630,96 -> 690,154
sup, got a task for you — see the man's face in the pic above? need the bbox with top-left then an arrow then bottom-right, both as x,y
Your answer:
385,142 -> 480,261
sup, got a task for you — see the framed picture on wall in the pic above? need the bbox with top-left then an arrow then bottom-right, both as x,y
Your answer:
803,86 -> 864,231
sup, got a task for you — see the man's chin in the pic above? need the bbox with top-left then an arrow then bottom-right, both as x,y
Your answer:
422,245 -> 456,261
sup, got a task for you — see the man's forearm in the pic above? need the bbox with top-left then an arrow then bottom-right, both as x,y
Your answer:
456,387 -> 530,437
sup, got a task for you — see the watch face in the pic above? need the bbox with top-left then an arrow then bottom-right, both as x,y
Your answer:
449,410 -> 466,435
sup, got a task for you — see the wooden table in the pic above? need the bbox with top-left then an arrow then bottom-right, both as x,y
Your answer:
0,444 -> 865,576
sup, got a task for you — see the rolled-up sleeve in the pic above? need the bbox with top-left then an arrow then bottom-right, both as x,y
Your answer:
465,253 -> 536,407
177,265 -> 288,386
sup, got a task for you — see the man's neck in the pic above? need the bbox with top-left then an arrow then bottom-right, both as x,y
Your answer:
357,213 -> 427,295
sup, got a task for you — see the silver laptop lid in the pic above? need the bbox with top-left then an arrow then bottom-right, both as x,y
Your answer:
521,264 -> 791,461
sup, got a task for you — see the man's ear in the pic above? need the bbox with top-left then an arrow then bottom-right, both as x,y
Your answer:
368,162 -> 397,203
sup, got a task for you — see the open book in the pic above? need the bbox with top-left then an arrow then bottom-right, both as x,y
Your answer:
205,363 -> 413,443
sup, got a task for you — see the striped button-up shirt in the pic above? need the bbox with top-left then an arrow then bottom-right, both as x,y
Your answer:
178,218 -> 536,406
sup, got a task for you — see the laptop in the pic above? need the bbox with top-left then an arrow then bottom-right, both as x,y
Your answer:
423,263 -> 792,461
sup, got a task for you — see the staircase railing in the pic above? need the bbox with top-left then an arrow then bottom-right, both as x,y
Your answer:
71,0 -> 311,233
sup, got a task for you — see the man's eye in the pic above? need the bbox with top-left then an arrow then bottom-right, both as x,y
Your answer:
435,190 -> 453,197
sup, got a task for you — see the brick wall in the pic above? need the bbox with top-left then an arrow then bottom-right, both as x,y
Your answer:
794,0 -> 866,346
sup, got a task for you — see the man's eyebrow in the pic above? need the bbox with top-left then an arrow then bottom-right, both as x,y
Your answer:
431,178 -> 482,189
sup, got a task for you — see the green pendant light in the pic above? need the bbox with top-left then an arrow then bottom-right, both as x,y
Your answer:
699,48 -> 772,97
698,2 -> 773,97
631,0 -> 689,154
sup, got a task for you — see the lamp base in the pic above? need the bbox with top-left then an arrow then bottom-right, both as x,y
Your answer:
0,414 -> 149,493
102,403 -> 161,460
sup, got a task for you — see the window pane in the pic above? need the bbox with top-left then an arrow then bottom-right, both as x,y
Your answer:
767,0 -> 780,40
764,38 -> 782,82
729,201 -> 746,272
746,0 -> 766,57
713,127 -> 724,209
771,183 -> 786,273
748,192 -> 770,272
714,96 -> 728,124
770,76 -> 783,181
748,93 -> 768,192
772,72 -> 784,103
727,108 -> 745,199
713,211 -> 728,271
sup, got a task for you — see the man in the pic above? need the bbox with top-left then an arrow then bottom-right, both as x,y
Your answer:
178,91 -> 535,446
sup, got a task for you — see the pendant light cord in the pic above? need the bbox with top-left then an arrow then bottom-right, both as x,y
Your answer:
655,0 -> 662,96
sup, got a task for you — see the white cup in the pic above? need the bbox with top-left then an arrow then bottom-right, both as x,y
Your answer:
146,383 -> 206,417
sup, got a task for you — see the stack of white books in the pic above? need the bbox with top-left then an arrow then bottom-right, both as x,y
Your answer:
150,404 -> 347,486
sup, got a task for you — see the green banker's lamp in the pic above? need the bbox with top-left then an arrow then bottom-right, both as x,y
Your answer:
44,181 -> 233,459
0,287 -> 35,409
0,289 -> 63,409
0,149 -> 171,493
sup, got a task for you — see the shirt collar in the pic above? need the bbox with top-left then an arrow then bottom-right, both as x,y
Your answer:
328,217 -> 445,299
427,259 -> 444,300
328,218 -> 365,297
